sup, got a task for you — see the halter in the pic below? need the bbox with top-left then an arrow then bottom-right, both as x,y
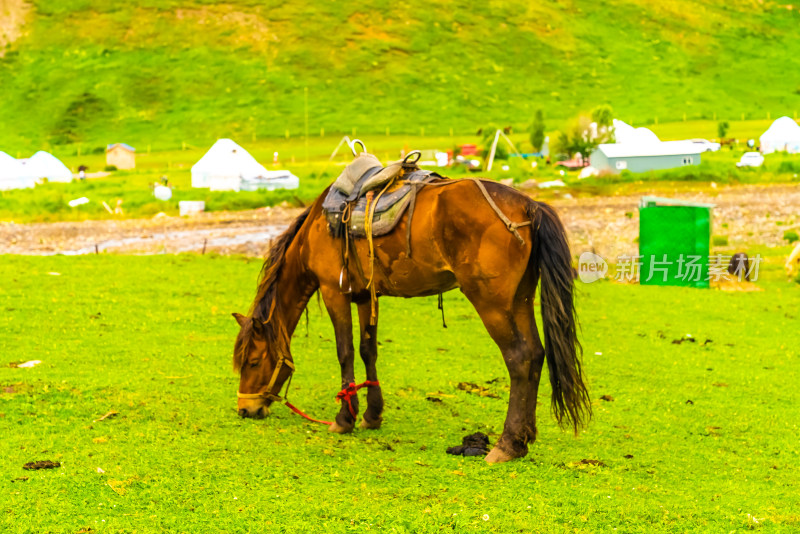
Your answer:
235,320 -> 381,426
237,351 -> 295,403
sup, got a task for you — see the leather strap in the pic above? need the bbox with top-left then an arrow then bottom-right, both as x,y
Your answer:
470,179 -> 531,245
345,166 -> 383,202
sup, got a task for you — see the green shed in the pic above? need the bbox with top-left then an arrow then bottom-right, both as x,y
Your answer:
638,196 -> 714,288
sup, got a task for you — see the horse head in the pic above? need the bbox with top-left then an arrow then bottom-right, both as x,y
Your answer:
232,312 -> 293,419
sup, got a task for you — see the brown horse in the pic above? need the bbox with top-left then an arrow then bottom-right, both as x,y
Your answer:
232,177 -> 590,463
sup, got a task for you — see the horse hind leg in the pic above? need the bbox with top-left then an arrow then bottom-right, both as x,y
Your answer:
461,286 -> 539,463
513,294 -> 545,453
357,300 -> 384,429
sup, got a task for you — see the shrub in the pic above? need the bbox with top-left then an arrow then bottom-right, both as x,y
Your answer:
777,160 -> 800,174
712,235 -> 729,246
784,230 -> 799,244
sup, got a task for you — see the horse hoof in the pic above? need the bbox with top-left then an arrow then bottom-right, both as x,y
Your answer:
485,447 -> 516,464
328,421 -> 353,434
359,417 -> 382,430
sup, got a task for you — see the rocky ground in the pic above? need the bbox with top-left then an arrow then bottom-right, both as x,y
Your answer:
1,184 -> 797,260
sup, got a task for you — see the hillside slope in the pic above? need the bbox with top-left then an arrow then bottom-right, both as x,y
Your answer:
0,0 -> 799,151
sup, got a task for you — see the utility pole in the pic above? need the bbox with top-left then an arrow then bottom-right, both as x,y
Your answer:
304,87 -> 309,164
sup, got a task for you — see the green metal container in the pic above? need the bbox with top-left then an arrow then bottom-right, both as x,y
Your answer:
638,196 -> 714,288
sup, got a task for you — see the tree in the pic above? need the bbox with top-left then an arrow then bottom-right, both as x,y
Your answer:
529,110 -> 546,152
552,106 -> 618,161
717,121 -> 730,139
552,115 -> 598,160
591,104 -> 615,142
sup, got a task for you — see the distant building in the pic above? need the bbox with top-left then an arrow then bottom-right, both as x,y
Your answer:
590,142 -> 702,174
106,143 -> 136,170
459,144 -> 479,156
759,116 -> 800,154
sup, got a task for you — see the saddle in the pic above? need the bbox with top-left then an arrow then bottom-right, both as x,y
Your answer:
322,152 -> 442,238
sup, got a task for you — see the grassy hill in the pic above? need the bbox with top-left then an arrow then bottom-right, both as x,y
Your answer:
1,0 -> 799,153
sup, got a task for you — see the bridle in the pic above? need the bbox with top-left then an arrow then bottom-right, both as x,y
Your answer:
236,351 -> 295,403
234,316 -> 379,426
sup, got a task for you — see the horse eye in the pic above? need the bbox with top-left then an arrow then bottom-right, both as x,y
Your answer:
249,360 -> 260,369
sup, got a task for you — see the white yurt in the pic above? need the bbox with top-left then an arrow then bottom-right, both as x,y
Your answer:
0,151 -> 35,190
191,139 -> 268,191
19,151 -> 73,183
760,116 -> 800,154
613,119 -> 660,145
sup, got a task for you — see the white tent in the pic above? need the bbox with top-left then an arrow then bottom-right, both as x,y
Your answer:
241,170 -> 300,191
0,151 -> 35,190
19,151 -> 73,183
760,116 -> 800,154
191,139 -> 269,191
613,119 -> 660,145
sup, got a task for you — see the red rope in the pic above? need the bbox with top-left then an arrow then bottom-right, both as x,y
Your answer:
336,381 -> 381,420
280,380 -> 380,426
283,401 -> 333,426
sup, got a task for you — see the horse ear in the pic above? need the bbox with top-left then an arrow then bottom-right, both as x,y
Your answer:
251,317 -> 264,335
232,313 -> 247,327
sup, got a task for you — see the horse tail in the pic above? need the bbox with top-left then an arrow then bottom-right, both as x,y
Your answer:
528,201 -> 591,433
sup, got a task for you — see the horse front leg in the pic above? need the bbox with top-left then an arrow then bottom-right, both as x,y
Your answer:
356,300 -> 384,429
320,287 -> 358,433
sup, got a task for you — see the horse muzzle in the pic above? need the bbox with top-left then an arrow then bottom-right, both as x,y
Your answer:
237,404 -> 271,419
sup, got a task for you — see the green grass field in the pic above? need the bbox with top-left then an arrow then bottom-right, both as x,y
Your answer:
1,1 -> 800,152
1,253 -> 798,532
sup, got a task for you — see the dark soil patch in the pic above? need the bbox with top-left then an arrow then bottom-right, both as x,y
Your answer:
23,460 -> 61,470
577,459 -> 606,467
600,394 -> 614,402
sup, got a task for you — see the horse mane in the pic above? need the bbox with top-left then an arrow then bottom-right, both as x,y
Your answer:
233,205 -> 313,371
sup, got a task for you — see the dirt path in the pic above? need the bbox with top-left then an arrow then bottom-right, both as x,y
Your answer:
1,184 -> 797,258
558,184 -> 799,262
0,206 -> 303,256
